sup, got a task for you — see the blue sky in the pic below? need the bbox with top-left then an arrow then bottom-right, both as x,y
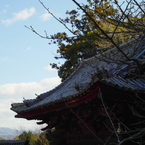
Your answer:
0,0 -> 79,130
0,0 -> 78,85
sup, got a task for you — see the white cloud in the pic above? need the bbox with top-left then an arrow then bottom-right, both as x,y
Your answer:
44,64 -> 56,71
0,9 -> 7,15
0,77 -> 61,130
20,46 -> 32,51
0,57 -> 8,61
2,7 -> 36,25
26,46 -> 32,50
40,11 -> 51,21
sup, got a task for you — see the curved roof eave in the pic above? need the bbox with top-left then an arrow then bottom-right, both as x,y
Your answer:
11,36 -> 145,113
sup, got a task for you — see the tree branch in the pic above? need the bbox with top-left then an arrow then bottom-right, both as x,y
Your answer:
39,0 -> 75,35
72,0 -> 134,62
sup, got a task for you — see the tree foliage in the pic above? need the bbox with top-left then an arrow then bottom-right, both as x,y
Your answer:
29,0 -> 144,81
16,130 -> 51,145
27,0 -> 145,81
49,0 -> 122,81
14,130 -> 64,145
18,131 -> 36,145
35,131 -> 50,145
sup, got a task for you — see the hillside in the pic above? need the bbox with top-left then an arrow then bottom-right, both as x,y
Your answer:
0,127 -> 19,139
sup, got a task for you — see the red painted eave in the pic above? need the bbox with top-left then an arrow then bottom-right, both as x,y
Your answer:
17,86 -> 100,119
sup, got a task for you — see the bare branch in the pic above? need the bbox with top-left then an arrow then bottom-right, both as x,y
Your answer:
98,88 -> 120,143
39,0 -> 75,35
118,128 -> 145,145
64,101 -> 103,143
25,25 -> 51,39
133,0 -> 145,15
72,0 -> 139,63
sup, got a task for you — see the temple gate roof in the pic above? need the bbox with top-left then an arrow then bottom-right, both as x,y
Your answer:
11,36 -> 145,117
0,140 -> 28,145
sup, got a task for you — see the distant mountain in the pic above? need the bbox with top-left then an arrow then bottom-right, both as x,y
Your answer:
0,127 -> 19,139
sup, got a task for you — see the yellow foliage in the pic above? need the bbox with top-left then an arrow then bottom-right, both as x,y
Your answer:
56,33 -> 66,38
107,8 -> 114,15
88,10 -> 94,16
95,6 -> 103,12
89,2 -> 94,5
72,19 -> 77,22
87,31 -> 94,35
114,0 -> 118,4
57,49 -> 61,53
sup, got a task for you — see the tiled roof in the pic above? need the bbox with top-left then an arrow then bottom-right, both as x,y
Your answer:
11,36 -> 145,114
0,140 -> 27,145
